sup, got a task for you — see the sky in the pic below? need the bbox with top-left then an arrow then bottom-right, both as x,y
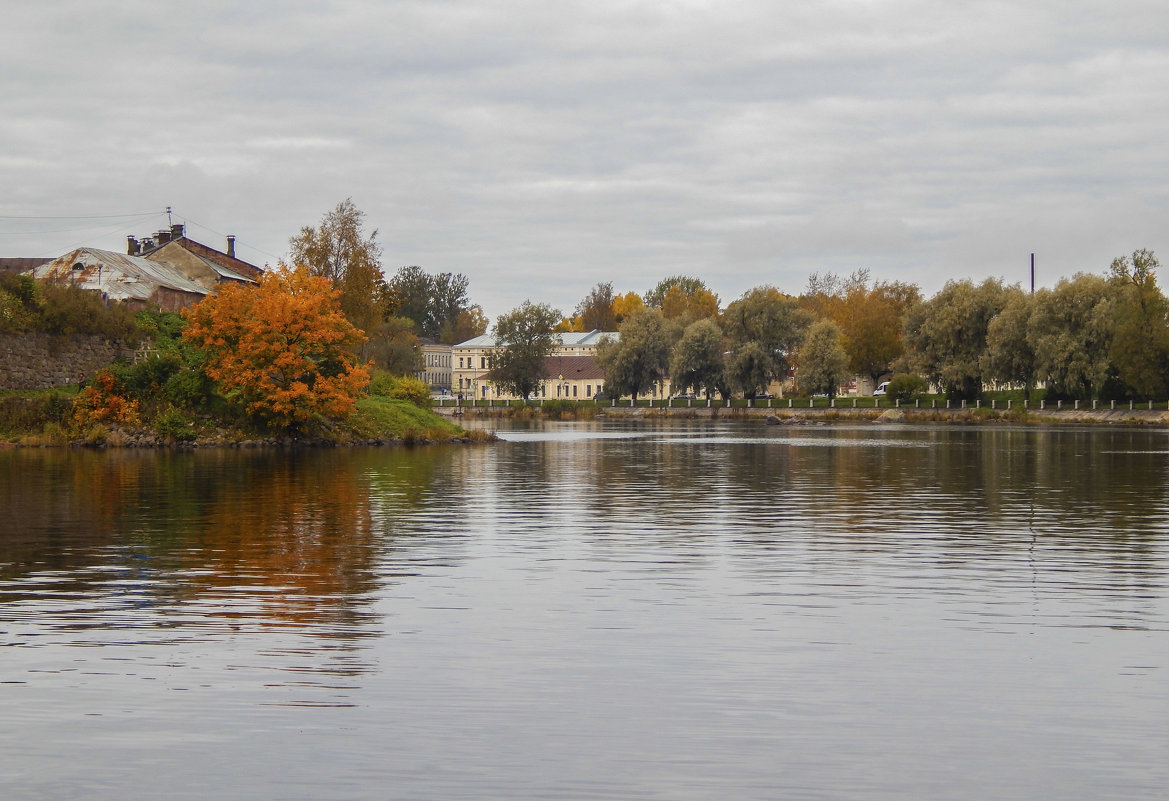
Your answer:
3,0 -> 1168,322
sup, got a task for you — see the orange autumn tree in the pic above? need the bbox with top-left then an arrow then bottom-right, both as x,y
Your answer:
182,266 -> 371,431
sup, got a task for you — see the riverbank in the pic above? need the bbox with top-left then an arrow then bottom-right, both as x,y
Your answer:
1,392 -> 496,449
435,403 -> 1169,426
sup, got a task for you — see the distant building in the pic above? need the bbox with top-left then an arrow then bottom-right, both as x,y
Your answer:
417,338 -> 453,393
451,331 -> 617,400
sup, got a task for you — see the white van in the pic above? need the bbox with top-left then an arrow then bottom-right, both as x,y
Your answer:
873,381 -> 891,397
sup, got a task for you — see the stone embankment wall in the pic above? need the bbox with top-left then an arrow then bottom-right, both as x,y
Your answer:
0,333 -> 126,390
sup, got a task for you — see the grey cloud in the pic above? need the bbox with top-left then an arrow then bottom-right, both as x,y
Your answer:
2,0 -> 1168,321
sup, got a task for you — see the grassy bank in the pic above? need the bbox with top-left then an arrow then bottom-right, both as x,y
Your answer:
2,386 -> 492,448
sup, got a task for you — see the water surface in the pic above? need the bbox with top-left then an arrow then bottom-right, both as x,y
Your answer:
2,421 -> 1168,799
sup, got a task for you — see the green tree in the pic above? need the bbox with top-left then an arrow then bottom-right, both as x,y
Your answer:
721,286 -> 812,396
596,308 -> 676,401
983,287 -> 1037,396
289,198 -> 390,336
797,319 -> 849,397
724,341 -> 772,397
1028,273 -> 1116,399
387,265 -> 475,342
903,278 -> 1012,401
488,301 -> 561,400
645,275 -> 709,309
367,316 -> 423,376
1108,249 -> 1169,399
670,318 -> 725,399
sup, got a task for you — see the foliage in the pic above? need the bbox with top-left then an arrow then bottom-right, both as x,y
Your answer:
110,354 -> 182,402
72,368 -> 141,428
982,288 -> 1037,394
886,373 -> 928,403
369,371 -> 430,409
133,310 -> 187,352
797,319 -> 849,397
597,309 -> 677,400
181,265 -> 370,432
0,388 -> 75,435
366,316 -> 422,375
0,272 -> 140,341
670,318 -> 725,398
903,278 -> 1012,401
488,301 -> 562,400
1107,249 -> 1169,399
724,340 -> 772,397
387,264 -> 477,342
446,305 -> 489,343
289,198 -> 390,337
721,286 -> 812,394
1027,274 -> 1115,399
153,405 -> 198,442
645,276 -> 709,309
612,291 -> 646,324
574,281 -> 618,331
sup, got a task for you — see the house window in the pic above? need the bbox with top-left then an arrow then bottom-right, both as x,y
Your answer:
586,385 -> 591,397
572,385 -> 578,398
481,357 -> 486,369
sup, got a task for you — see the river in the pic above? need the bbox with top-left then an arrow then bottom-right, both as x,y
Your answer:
2,420 -> 1168,800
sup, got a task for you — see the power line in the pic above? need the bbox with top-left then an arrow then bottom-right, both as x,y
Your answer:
0,211 -> 160,220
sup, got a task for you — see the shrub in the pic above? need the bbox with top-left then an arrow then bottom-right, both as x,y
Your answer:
72,368 -> 141,428
165,367 -> 218,410
38,283 -> 141,343
154,405 -> 198,442
369,372 -> 431,409
887,373 -> 928,403
111,354 -> 182,401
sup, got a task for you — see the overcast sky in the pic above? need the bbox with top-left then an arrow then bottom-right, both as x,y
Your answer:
3,0 -> 1168,321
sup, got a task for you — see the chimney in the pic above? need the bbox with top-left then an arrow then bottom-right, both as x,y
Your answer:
127,236 -> 140,256
156,229 -> 171,245
226,235 -> 236,258
171,223 -> 184,240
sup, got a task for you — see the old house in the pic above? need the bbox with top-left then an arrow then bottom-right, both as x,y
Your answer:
130,224 -> 263,287
30,248 -> 211,312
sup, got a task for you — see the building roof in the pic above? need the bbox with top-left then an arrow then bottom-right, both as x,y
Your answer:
1,258 -> 49,274
31,247 -> 209,302
473,354 -> 605,382
454,330 -> 618,348
152,236 -> 263,281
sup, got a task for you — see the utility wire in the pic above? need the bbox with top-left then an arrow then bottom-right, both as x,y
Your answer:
0,211 -> 160,220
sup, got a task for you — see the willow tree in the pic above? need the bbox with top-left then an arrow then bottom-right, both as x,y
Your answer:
1108,249 -> 1169,399
596,308 -> 675,401
903,278 -> 1012,401
721,286 -> 811,396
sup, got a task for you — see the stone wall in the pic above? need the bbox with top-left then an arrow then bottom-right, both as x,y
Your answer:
0,332 -> 126,390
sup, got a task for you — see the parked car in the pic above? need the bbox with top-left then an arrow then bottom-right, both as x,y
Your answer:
873,381 -> 891,397
757,392 -> 774,399
673,391 -> 697,399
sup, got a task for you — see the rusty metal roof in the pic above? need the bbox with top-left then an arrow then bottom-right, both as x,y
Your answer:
32,248 -> 209,302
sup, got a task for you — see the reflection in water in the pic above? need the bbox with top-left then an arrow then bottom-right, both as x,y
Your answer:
2,423 -> 1169,801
